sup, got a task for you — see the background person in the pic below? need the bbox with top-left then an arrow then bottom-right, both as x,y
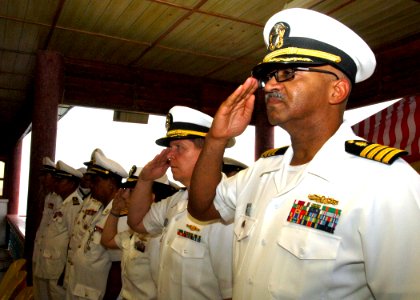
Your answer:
34,160 -> 83,299
101,165 -> 178,300
77,167 -> 92,200
128,106 -> 234,300
222,157 -> 248,177
188,8 -> 420,299
66,150 -> 128,300
54,166 -> 92,288
33,157 -> 60,300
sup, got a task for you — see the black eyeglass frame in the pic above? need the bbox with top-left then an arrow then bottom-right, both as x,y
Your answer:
259,66 -> 340,87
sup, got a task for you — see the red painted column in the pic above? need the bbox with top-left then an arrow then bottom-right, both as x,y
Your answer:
7,139 -> 22,214
24,51 -> 64,283
254,89 -> 274,160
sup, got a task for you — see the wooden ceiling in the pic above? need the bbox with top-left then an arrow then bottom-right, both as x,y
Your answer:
0,0 -> 419,152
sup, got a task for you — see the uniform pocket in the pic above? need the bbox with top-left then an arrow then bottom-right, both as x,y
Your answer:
73,283 -> 102,300
170,235 -> 205,286
268,225 -> 341,298
42,248 -> 65,278
277,225 -> 341,260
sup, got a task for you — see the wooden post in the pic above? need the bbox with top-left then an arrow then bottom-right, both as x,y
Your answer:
7,140 -> 22,215
24,51 -> 63,284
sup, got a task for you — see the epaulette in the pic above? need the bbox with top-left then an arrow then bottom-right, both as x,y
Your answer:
260,146 -> 289,158
345,140 -> 408,165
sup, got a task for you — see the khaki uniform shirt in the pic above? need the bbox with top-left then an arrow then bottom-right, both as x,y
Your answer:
114,231 -> 160,300
33,192 -> 63,279
66,199 -> 128,300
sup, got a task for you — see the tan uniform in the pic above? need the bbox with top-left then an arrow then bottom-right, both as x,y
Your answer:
33,192 -> 64,300
66,199 -> 128,300
114,231 -> 160,300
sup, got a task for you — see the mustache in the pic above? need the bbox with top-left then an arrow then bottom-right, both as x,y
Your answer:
265,91 -> 285,103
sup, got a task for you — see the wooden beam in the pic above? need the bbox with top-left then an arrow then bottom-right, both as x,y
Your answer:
63,37 -> 419,117
63,57 -> 237,116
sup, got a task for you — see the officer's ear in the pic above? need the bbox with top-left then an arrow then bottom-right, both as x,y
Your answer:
329,77 -> 351,105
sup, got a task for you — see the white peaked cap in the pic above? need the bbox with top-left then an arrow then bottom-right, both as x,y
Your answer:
252,8 -> 376,83
40,156 -> 56,172
55,160 -> 83,178
155,106 -> 236,148
77,167 -> 87,175
84,148 -> 105,167
87,151 -> 128,178
223,157 -> 248,169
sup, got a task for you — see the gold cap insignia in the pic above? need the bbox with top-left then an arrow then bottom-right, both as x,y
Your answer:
165,113 -> 173,131
129,165 -> 137,177
269,22 -> 289,51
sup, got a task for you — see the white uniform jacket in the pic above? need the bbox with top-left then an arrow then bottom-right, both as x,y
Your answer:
33,192 -> 63,279
35,188 -> 84,280
214,123 -> 420,299
143,189 -> 233,300
66,199 -> 128,300
114,231 -> 160,300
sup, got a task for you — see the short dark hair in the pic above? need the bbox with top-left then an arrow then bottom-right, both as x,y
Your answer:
191,137 -> 205,149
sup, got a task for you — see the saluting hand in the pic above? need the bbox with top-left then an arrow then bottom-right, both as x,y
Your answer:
112,189 -> 127,213
139,148 -> 171,181
209,77 -> 258,143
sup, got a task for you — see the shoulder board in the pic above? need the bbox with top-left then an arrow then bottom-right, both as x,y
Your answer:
119,208 -> 128,217
345,140 -> 408,165
260,146 -> 289,158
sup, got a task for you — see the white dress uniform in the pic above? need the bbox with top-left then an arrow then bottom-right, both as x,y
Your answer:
45,188 -> 84,284
53,188 -> 86,243
214,123 -> 420,299
66,199 -> 128,300
33,192 -> 64,299
38,190 -> 83,288
143,189 -> 233,300
114,230 -> 160,300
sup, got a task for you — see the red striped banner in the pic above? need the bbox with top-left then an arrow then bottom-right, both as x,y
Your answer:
352,96 -> 420,163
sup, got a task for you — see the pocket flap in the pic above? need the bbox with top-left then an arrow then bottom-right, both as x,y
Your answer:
278,225 -> 341,260
171,236 -> 205,258
73,283 -> 102,299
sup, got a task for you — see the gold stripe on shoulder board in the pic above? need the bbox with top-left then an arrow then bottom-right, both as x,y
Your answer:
345,140 -> 407,165
261,146 -> 289,158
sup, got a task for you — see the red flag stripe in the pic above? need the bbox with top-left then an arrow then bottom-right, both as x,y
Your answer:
352,96 -> 420,163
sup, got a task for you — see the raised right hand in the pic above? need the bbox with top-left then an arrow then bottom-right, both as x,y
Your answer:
139,148 -> 171,181
208,77 -> 259,142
